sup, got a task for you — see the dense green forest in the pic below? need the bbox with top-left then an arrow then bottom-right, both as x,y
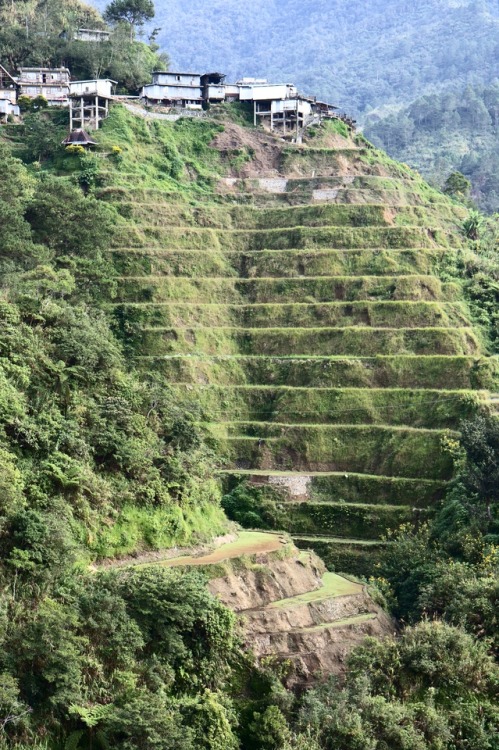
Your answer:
364,81 -> 499,213
88,0 -> 499,116
0,1 -> 498,748
0,0 -> 167,92
0,109 -> 497,750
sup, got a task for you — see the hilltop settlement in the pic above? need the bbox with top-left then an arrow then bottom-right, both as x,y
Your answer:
0,48 -> 355,138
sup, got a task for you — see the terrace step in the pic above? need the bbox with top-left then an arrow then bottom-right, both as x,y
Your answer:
220,470 -> 446,506
115,274 -> 459,304
272,501 -> 416,539
168,384 -> 482,429
293,535 -> 389,577
137,354 -> 497,390
110,300 -> 471,329
112,224 -> 442,251
121,193 -> 457,208
110,246 -> 451,277
242,572 -> 369,632
220,424 -> 454,480
138,326 -> 478,357
121,201 -> 462,229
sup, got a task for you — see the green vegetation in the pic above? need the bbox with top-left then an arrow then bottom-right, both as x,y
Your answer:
365,81 -> 499,213
0,0 -> 166,92
104,0 -> 155,40
0,143 -> 227,566
295,621 -> 498,750
0,29 -> 498,745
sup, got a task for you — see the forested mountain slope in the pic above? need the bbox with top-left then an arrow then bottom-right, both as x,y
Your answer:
0,98 -> 498,748
90,0 -> 499,115
364,81 -> 499,213
0,0 -> 166,92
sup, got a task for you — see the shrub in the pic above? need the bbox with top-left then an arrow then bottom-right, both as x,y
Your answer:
31,95 -> 48,111
17,96 -> 33,113
65,144 -> 86,156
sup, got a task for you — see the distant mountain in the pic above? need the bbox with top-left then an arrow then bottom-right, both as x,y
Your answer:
364,81 -> 499,213
89,0 -> 499,116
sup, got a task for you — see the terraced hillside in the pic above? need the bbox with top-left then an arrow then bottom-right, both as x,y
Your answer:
110,529 -> 393,686
101,109 -> 498,576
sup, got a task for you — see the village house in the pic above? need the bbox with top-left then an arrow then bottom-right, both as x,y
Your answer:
17,67 -> 70,106
236,80 -> 309,131
73,28 -> 111,42
69,79 -> 117,130
139,70 -> 347,133
0,65 -> 19,121
141,72 -> 204,109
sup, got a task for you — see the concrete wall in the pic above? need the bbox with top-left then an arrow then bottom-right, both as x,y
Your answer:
0,99 -> 20,117
239,83 -> 297,101
70,80 -> 114,98
205,84 -> 225,100
74,29 -> 110,42
152,72 -> 201,87
271,98 -> 313,116
0,88 -> 16,104
142,83 -> 203,102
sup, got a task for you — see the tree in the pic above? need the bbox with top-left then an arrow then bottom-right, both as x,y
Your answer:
443,171 -> 471,199
298,623 -> 499,750
22,113 -> 65,163
462,210 -> 484,240
0,673 -> 31,733
459,413 -> 499,521
248,705 -> 292,750
104,0 -> 155,41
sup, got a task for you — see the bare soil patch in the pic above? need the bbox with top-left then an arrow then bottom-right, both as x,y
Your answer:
211,123 -> 283,177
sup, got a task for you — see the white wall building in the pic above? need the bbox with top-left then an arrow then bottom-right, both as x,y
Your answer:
73,28 -> 110,42
139,69 -> 345,133
17,67 -> 70,106
70,79 -> 115,98
69,79 -> 116,130
142,72 -> 203,108
0,99 -> 19,121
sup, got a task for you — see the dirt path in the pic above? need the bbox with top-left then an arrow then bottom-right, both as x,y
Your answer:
146,531 -> 287,568
93,530 -> 287,571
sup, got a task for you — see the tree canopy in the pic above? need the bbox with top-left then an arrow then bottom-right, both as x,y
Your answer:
104,0 -> 155,41
0,0 -> 166,93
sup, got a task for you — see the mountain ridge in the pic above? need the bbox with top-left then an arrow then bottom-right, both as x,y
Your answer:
89,0 -> 499,116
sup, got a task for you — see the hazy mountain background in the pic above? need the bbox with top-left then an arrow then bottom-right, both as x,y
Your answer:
364,82 -> 499,212
90,0 -> 499,116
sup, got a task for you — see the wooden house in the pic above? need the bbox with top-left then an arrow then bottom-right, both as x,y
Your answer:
62,128 -> 98,147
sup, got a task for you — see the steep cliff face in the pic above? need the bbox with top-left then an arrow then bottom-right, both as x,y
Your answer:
208,543 -> 393,686
100,106 -> 496,580
110,530 -> 393,686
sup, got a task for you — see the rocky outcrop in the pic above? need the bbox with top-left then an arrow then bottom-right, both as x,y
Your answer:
208,542 -> 393,687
